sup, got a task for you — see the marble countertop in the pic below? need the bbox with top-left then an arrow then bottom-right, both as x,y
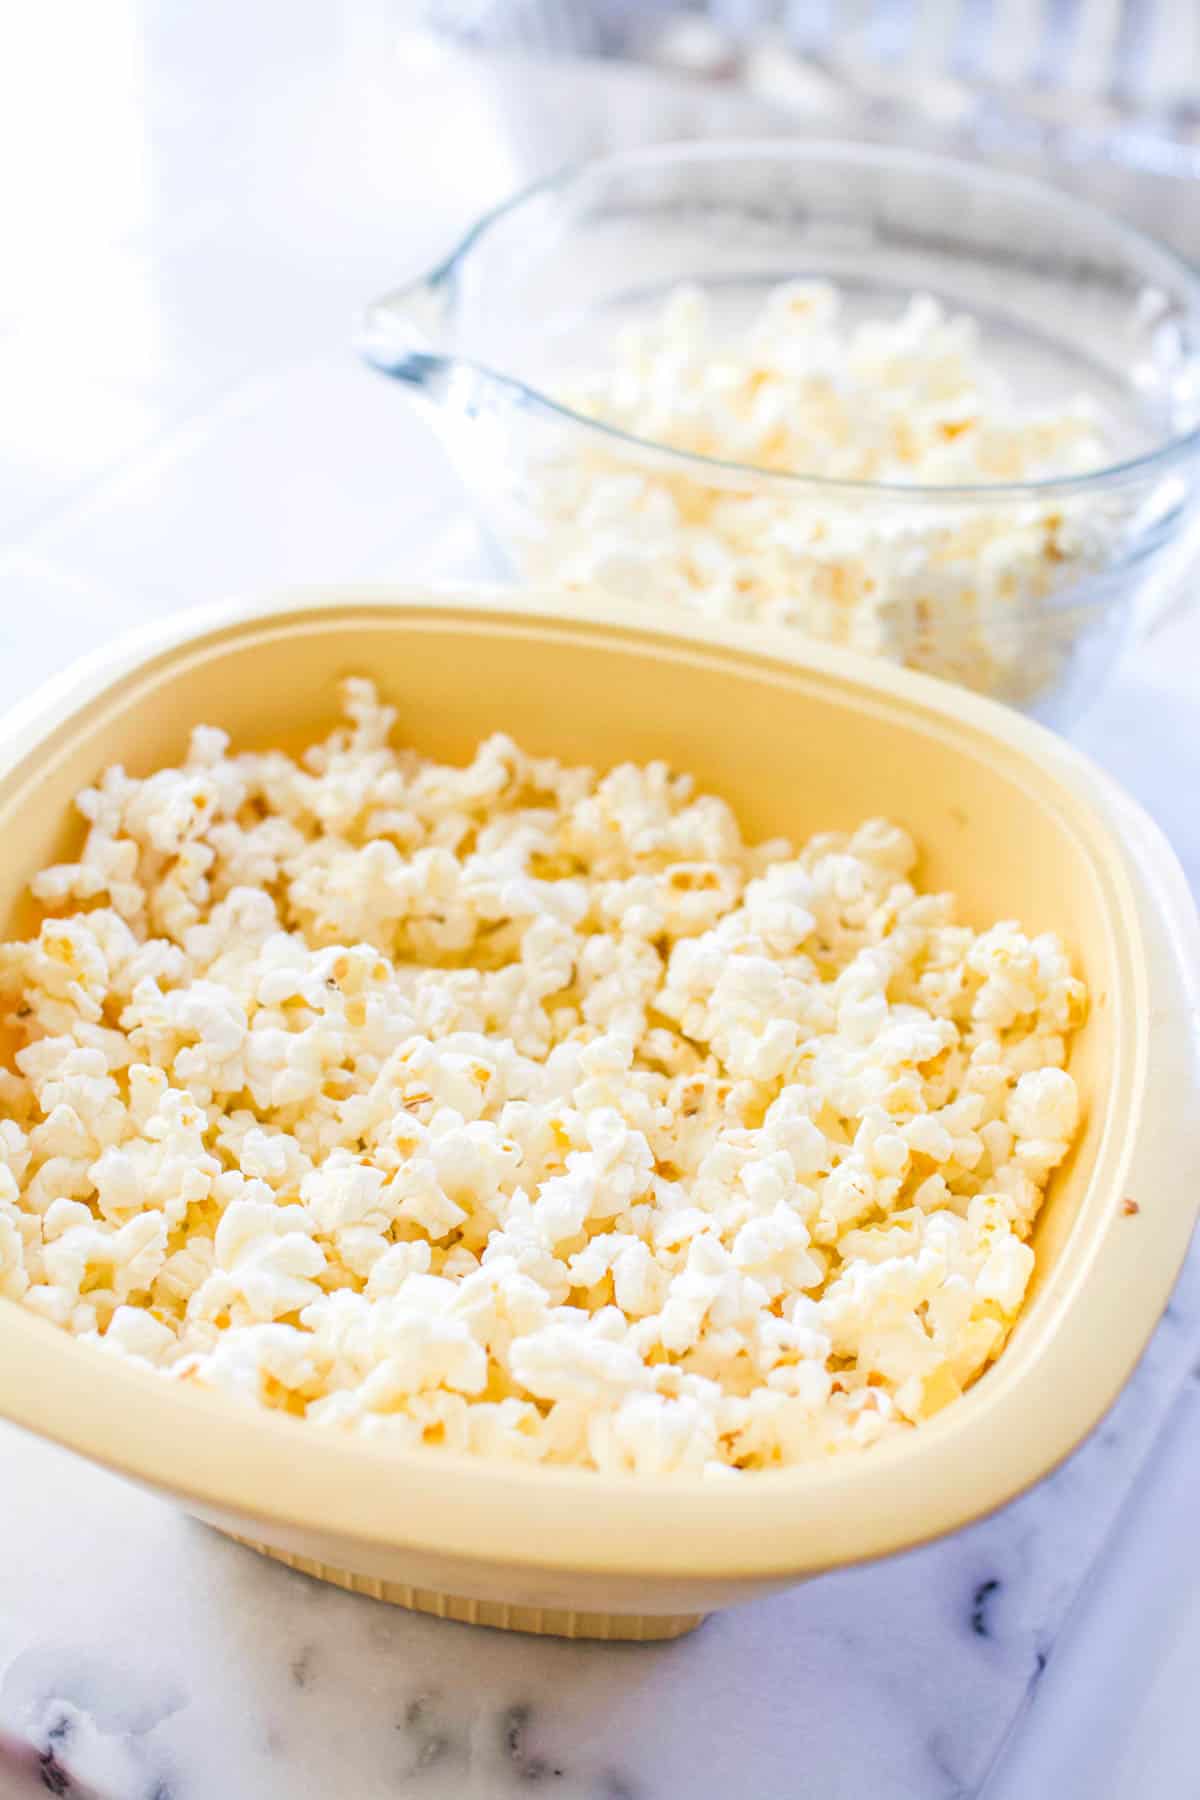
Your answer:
2,10 -> 1199,1796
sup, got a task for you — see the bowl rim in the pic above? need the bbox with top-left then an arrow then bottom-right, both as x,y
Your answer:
0,584 -> 1197,1582
397,135 -> 1200,502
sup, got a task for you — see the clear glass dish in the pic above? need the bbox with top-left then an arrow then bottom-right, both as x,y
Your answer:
359,140 -> 1200,724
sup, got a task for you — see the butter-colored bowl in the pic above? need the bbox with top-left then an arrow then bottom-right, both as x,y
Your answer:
0,588 -> 1197,1642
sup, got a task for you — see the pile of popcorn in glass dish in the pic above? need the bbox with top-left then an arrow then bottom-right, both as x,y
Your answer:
0,679 -> 1086,1476
532,280 -> 1118,705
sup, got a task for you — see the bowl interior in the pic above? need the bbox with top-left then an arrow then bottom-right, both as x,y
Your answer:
447,144 -> 1200,473
0,601 -> 1127,1359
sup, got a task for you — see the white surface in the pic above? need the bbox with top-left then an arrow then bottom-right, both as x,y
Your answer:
1,10 -> 1199,1797
989,1380 -> 1200,1800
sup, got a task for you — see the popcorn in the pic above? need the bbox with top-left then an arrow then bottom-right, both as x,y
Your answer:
975,1235 -> 1036,1313
0,1211 -> 29,1300
0,681 -> 1086,1471
89,1302 -> 178,1367
517,284 -> 1119,705
1009,1066 -> 1080,1144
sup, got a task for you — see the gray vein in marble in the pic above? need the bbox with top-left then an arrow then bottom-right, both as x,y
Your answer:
971,1580 -> 1003,1639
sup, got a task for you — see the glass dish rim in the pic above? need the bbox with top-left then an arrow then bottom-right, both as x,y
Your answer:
420,136 -> 1200,503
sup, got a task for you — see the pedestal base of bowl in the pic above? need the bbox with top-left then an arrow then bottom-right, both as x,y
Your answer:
221,1531 -> 707,1641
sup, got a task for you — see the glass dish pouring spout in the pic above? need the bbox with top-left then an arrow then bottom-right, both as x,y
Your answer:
358,272 -> 455,394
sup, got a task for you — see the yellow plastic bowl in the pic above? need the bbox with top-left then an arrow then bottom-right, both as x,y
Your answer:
1,588 -> 1197,1642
